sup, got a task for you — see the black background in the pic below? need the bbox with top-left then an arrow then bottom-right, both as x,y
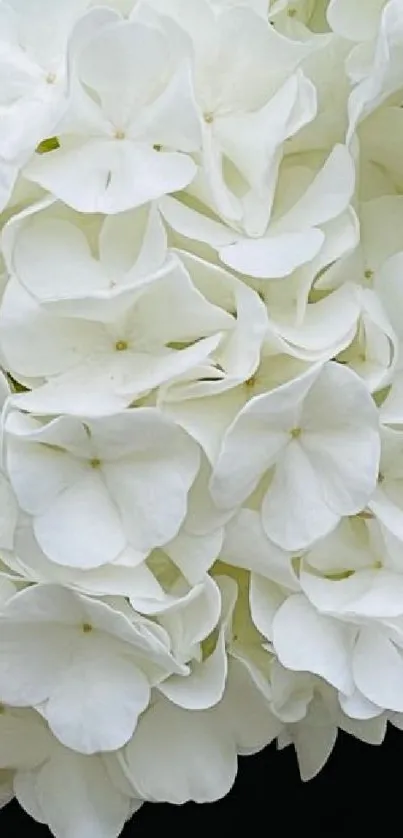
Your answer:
1,729 -> 401,835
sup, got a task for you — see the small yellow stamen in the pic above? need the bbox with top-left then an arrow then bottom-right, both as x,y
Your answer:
245,375 -> 257,388
89,458 -> 101,469
46,72 -> 57,85
287,7 -> 297,16
364,269 -> 374,280
114,129 -> 126,140
82,623 -> 93,634
204,113 -> 214,124
290,427 -> 302,440
115,340 -> 128,352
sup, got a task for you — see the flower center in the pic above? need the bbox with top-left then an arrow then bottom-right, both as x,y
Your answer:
115,340 -> 128,352
82,623 -> 93,634
290,427 -> 302,440
89,458 -> 101,469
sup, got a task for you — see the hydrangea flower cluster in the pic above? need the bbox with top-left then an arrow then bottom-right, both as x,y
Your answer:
1,0 -> 403,834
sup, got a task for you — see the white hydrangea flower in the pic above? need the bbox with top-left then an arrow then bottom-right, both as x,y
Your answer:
210,361 -> 381,550
161,143 -> 356,279
121,654 -> 281,804
347,0 -> 403,140
24,15 -> 202,213
0,258 -> 231,416
0,705 -> 141,838
4,409 -> 200,567
0,583 -> 190,753
2,514 -> 170,602
159,281 -> 362,461
0,0 -> 117,209
3,453 -> 225,598
143,0 -> 317,221
268,555 -> 403,715
121,569 -> 281,803
275,672 -> 387,780
0,0 -> 403,831
3,199 -> 170,307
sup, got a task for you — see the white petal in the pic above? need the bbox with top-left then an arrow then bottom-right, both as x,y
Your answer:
6,436 -> 88,519
0,709 -> 50,770
99,203 -> 167,279
220,229 -> 324,279
353,627 -> 403,713
375,251 -> 403,340
340,712 -> 387,744
165,527 -> 223,585
157,575 -> 221,654
301,568 -> 403,620
249,574 -> 288,642
275,145 -> 355,231
34,472 -> 126,569
276,283 -> 360,357
33,748 -> 132,838
221,657 -> 282,752
223,509 -> 298,589
159,632 -> 227,710
209,367 -> 321,510
272,594 -> 355,693
339,688 -> 382,721
26,139 -> 196,214
301,362 -> 381,515
0,583 -> 83,625
327,0 -> 386,41
293,720 -> 337,782
0,279 -> 102,379
214,71 -> 316,190
0,473 -> 18,551
135,62 -> 202,153
262,442 -> 340,551
12,218 -> 105,304
0,621 -> 78,707
14,770 -> 46,823
77,19 -> 169,127
45,639 -> 150,754
159,195 -> 238,248
124,698 -> 237,804
101,411 -> 199,553
370,488 -> 403,543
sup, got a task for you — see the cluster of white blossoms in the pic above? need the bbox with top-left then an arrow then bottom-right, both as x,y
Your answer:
2,0 -> 403,834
